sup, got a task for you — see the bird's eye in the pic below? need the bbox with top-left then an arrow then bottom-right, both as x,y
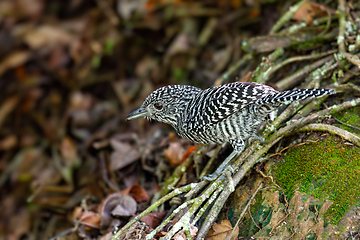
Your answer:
154,102 -> 163,110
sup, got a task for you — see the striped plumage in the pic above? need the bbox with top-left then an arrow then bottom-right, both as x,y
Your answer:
127,82 -> 335,180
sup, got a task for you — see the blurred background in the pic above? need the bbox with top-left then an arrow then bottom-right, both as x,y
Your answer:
0,0 -> 357,239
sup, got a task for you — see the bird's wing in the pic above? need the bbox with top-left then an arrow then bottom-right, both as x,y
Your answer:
185,82 -> 277,130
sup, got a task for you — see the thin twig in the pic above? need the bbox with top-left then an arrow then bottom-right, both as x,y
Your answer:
270,0 -> 307,34
337,0 -> 347,54
270,212 -> 290,235
257,170 -> 282,190
229,183 -> 263,240
333,116 -> 360,132
215,53 -> 253,85
263,49 -> 337,81
275,55 -> 333,91
112,182 -> 200,239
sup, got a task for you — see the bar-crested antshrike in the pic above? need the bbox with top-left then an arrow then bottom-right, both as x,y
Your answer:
126,82 -> 335,180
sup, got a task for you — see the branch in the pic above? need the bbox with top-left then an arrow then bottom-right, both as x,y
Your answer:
297,123 -> 360,147
270,0 -> 307,34
112,182 -> 200,239
337,0 -> 346,54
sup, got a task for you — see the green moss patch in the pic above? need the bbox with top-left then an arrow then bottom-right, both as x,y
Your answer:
333,106 -> 360,136
274,136 -> 360,225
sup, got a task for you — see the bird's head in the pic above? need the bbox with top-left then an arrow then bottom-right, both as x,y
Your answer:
126,85 -> 201,127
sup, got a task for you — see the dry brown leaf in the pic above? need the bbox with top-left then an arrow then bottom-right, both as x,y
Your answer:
61,136 -> 80,166
206,219 -> 239,240
0,51 -> 29,76
78,211 -> 101,230
99,192 -> 137,229
121,185 -> 150,202
110,139 -> 140,170
293,1 -> 334,25
173,225 -> 198,240
9,207 -> 31,239
70,91 -> 93,110
0,135 -> 17,150
244,35 -> 291,53
72,206 -> 83,220
140,212 -> 167,229
117,0 -> 147,20
164,142 -> 186,167
166,34 -> 190,57
23,25 -> 73,49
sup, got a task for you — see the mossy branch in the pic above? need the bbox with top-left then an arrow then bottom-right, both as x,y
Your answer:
298,123 -> 360,147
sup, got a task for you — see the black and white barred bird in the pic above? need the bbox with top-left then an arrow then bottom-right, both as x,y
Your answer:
127,82 -> 335,180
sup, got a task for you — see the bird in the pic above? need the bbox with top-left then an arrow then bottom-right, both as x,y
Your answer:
126,82 -> 335,181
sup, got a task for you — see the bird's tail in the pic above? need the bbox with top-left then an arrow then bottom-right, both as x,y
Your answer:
254,88 -> 335,117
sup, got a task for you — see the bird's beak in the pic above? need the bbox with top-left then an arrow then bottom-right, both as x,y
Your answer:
126,107 -> 148,120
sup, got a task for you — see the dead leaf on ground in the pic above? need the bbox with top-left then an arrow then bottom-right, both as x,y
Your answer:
0,51 -> 29,76
78,210 -> 101,230
243,35 -> 291,53
9,207 -> 31,239
117,0 -> 147,20
110,139 -> 140,170
61,136 -> 80,166
98,192 -> 137,229
22,25 -> 74,49
0,135 -> 17,150
166,34 -> 191,57
140,212 -> 167,229
164,142 -> 186,167
173,225 -> 198,240
206,219 -> 239,240
293,1 -> 335,25
121,185 -> 150,202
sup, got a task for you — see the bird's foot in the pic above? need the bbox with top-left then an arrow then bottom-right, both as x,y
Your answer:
251,135 -> 265,144
202,165 -> 235,191
202,165 -> 234,181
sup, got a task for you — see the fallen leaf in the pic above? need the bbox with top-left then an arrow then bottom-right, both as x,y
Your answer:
78,211 -> 101,230
99,192 -> 137,229
0,135 -> 17,150
15,0 -> 44,19
140,212 -> 167,228
117,0 -> 147,20
166,34 -> 191,57
243,35 -> 291,53
23,25 -> 73,49
164,142 -> 186,167
121,185 -> 150,202
9,207 -> 31,239
72,206 -> 83,220
173,225 -> 198,240
293,1 -> 334,25
206,219 -> 239,240
0,51 -> 29,76
110,139 -> 140,170
61,136 -> 80,167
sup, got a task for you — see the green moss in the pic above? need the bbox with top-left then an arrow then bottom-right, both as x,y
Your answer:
274,136 -> 360,225
333,106 -> 360,136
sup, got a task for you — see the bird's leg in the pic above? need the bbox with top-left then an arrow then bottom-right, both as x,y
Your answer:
250,134 -> 265,144
202,139 -> 244,181
202,150 -> 238,181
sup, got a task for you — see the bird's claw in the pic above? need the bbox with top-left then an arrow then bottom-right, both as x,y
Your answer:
202,166 -> 235,192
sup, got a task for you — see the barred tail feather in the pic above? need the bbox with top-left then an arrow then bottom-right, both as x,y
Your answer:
262,88 -> 335,104
254,88 -> 335,116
